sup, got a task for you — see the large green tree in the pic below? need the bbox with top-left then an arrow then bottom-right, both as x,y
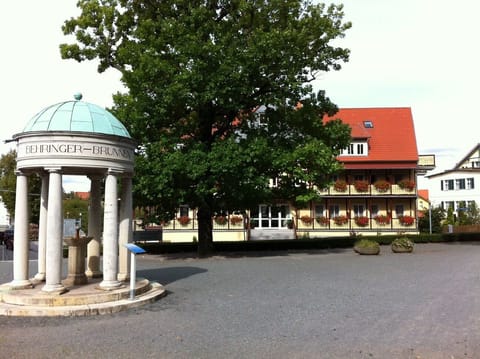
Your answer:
61,0 -> 352,256
0,150 -> 41,224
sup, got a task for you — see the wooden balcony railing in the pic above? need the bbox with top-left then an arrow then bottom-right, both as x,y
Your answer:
317,184 -> 416,196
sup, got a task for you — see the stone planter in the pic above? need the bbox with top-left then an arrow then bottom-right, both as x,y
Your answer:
391,238 -> 414,253
391,244 -> 413,253
353,245 -> 380,255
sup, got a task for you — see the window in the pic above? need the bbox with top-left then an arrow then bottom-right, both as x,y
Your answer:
442,201 -> 454,210
340,141 -> 368,156
329,204 -> 340,217
363,120 -> 373,128
467,178 -> 475,189
441,179 -> 454,191
357,143 -> 364,155
179,205 -> 189,217
353,204 -> 364,217
370,205 -> 379,216
315,204 -> 324,217
456,201 -> 466,211
395,205 -> 404,217
456,179 -> 466,190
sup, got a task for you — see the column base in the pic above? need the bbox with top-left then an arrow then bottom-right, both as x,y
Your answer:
63,273 -> 89,286
98,280 -> 124,291
33,272 -> 46,282
42,283 -> 68,295
117,273 -> 130,282
86,270 -> 103,279
9,279 -> 34,290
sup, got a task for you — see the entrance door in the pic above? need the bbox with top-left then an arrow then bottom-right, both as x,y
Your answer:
251,205 -> 290,229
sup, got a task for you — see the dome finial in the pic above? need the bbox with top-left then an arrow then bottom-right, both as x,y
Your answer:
73,92 -> 83,101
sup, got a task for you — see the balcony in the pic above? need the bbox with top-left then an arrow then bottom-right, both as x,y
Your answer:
318,181 -> 416,196
295,215 -> 417,231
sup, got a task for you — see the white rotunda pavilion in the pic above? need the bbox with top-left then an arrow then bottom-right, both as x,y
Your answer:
8,93 -> 136,293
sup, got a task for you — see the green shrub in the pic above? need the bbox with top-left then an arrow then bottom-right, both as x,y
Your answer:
391,237 -> 414,252
354,239 -> 380,249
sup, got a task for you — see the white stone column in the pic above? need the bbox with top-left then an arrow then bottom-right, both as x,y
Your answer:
34,174 -> 48,282
10,171 -> 32,289
42,168 -> 67,294
99,171 -> 122,289
86,175 -> 103,278
118,176 -> 133,281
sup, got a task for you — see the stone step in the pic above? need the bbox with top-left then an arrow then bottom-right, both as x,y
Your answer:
0,279 -> 166,317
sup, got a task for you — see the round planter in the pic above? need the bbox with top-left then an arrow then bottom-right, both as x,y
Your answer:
353,246 -> 380,255
391,245 -> 413,253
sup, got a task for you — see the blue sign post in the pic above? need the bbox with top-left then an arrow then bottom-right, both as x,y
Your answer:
123,243 -> 146,300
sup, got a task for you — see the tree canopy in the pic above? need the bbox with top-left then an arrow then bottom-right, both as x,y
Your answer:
61,0 -> 352,256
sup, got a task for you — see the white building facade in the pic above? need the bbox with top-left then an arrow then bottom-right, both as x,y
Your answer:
427,144 -> 480,213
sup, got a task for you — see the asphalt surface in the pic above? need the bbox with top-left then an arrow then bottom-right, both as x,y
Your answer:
1,242 -> 480,359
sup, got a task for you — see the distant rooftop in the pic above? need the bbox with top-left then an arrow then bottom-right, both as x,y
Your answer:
21,93 -> 130,138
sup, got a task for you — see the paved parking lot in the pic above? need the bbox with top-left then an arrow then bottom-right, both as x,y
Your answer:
1,242 -> 480,358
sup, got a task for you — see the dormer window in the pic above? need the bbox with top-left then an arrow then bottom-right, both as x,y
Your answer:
340,141 -> 368,156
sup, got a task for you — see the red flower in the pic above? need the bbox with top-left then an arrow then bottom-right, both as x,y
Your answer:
354,216 -> 369,227
374,215 -> 391,225
316,216 -> 330,226
230,215 -> 243,225
177,216 -> 191,226
333,215 -> 348,225
334,180 -> 347,192
373,180 -> 391,192
399,215 -> 414,226
300,215 -> 313,225
398,180 -> 415,191
354,180 -> 369,192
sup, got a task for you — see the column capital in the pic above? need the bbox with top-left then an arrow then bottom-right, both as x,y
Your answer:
44,167 -> 62,173
107,168 -> 123,176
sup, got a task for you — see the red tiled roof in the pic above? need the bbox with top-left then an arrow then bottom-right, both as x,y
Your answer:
75,192 -> 90,200
418,189 -> 429,201
327,108 -> 418,169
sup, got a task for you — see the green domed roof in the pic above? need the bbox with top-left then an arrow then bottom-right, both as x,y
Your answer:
22,94 -> 131,138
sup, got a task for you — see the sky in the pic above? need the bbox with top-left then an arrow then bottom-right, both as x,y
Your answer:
1,0 -> 479,192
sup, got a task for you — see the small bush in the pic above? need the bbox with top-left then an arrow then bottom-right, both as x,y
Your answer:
391,237 -> 414,253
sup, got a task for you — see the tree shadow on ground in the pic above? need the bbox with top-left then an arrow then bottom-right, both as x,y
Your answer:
147,247 -> 352,262
138,266 -> 207,285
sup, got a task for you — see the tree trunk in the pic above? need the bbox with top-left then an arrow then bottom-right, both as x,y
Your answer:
197,204 -> 214,257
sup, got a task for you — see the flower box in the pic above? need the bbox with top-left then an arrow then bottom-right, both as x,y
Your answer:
300,215 -> 313,225
353,180 -> 369,193
177,216 -> 191,226
316,216 -> 330,226
373,180 -> 391,192
354,216 -> 369,227
230,215 -> 243,225
398,179 -> 415,191
214,215 -> 228,225
374,214 -> 390,225
399,215 -> 415,226
333,215 -> 348,225
333,180 -> 347,192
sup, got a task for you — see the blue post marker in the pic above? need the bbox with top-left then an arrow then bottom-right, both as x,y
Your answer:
123,243 -> 146,300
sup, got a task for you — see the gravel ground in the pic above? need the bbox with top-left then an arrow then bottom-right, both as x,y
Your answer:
1,242 -> 480,359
